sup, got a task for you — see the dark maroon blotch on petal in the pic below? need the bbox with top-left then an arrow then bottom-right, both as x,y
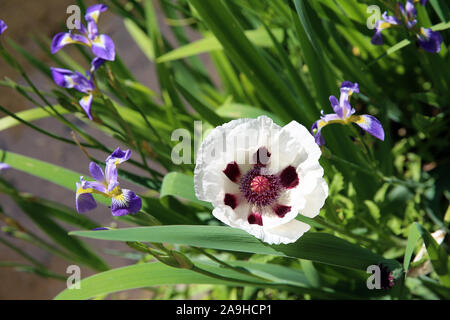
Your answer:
273,204 -> 291,218
378,263 -> 395,289
279,166 -> 299,189
253,147 -> 271,166
224,193 -> 238,209
248,212 -> 263,226
223,161 -> 241,183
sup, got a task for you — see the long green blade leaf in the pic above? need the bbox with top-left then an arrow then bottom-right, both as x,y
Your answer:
70,225 -> 387,271
157,28 -> 284,63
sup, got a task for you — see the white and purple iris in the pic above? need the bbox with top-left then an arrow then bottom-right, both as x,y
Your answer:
372,0 -> 443,53
371,12 -> 401,45
311,81 -> 384,146
0,163 -> 10,171
51,4 -> 115,61
50,59 -> 104,120
417,27 -> 444,53
399,0 -> 418,29
76,147 -> 142,216
194,116 -> 328,245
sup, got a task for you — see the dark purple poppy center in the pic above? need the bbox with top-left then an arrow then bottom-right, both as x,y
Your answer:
222,147 -> 300,225
239,167 -> 281,206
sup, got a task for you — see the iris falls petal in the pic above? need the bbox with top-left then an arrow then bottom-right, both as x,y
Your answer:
111,189 -> 142,216
417,28 -> 443,53
351,115 -> 385,141
75,182 -> 98,213
91,34 -> 115,61
51,32 -> 89,54
79,94 -> 94,120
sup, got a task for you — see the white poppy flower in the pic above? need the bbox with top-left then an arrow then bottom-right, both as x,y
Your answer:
194,116 -> 328,245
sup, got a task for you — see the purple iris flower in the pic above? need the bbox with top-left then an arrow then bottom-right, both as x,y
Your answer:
106,147 -> 131,164
90,57 -> 106,73
0,163 -> 10,171
399,0 -> 443,52
0,20 -> 7,35
311,81 -> 385,146
417,27 -> 443,53
371,1 -> 443,53
50,57 -> 104,119
399,0 -> 418,29
51,4 -> 115,61
76,148 -> 142,216
371,12 -> 401,45
50,67 -> 97,120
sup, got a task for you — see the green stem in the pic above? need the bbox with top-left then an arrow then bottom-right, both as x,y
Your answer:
0,104 -> 98,148
326,151 -> 423,189
0,236 -> 45,269
314,216 -> 378,247
194,247 -> 271,282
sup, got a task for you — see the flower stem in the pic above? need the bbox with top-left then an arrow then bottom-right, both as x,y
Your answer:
194,247 -> 270,282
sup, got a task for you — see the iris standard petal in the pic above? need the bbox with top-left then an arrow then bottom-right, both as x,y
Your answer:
106,147 -> 131,164
90,34 -> 115,61
89,162 -> 105,182
51,32 -> 89,54
0,19 -> 8,35
339,81 -> 359,116
400,0 -> 417,29
85,4 -> 108,24
111,189 -> 142,216
340,81 -> 359,94
87,20 -> 99,39
329,95 -> 344,118
77,23 -> 88,35
351,115 -> 385,141
381,12 -> 401,26
79,94 -> 94,120
104,160 -> 119,191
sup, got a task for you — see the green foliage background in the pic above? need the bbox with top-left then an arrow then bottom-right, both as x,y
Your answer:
0,0 -> 449,299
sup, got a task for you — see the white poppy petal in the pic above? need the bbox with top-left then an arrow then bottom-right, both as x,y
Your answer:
262,219 -> 311,245
268,120 -> 321,174
299,178 -> 329,218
